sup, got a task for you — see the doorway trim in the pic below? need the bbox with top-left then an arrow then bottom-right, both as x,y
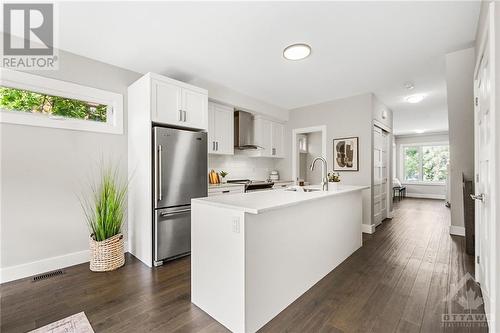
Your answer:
291,125 -> 327,183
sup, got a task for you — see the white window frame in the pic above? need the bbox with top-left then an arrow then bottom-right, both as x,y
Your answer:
0,69 -> 123,134
400,141 -> 449,186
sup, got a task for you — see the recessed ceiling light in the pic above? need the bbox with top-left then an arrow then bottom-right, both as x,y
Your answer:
283,43 -> 311,61
415,129 -> 425,134
405,94 -> 425,104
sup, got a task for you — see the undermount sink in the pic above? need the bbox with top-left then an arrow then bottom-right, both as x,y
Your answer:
303,188 -> 321,192
285,187 -> 322,192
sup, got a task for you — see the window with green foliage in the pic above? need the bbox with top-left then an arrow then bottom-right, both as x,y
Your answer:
0,86 -> 108,122
404,147 -> 420,181
403,144 -> 449,183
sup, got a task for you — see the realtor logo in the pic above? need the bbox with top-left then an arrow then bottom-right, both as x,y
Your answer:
2,3 -> 58,69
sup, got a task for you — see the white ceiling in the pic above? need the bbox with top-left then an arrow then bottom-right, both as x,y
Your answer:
56,1 -> 480,134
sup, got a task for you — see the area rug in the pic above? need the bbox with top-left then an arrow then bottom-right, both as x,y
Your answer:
29,312 -> 95,333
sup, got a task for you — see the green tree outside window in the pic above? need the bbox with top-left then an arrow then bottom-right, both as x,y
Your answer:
403,145 -> 449,183
0,86 -> 108,122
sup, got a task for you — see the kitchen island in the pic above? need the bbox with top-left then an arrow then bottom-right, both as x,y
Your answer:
191,185 -> 368,333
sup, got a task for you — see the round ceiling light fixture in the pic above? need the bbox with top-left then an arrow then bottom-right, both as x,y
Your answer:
283,43 -> 311,60
404,82 -> 415,90
405,94 -> 425,104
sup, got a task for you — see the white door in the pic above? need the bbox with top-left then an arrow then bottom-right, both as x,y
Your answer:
152,80 -> 182,125
182,88 -> 207,129
473,5 -> 496,326
373,126 -> 384,226
474,42 -> 494,319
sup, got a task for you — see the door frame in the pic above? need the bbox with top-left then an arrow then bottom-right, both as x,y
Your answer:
291,125 -> 327,183
473,1 -> 496,329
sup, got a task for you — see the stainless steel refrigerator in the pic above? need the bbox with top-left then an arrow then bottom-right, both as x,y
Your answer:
153,126 -> 207,266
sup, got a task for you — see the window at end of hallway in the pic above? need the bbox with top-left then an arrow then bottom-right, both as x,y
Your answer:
403,144 -> 449,184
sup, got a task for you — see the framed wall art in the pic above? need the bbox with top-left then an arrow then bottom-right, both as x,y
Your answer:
333,137 -> 359,171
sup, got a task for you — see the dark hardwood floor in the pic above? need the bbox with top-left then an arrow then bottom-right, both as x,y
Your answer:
1,198 -> 487,332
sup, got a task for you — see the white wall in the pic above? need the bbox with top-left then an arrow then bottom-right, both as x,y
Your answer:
188,77 -> 289,121
394,133 -> 449,199
208,154 -> 279,181
277,93 -> 373,225
445,47 -> 475,228
0,50 -> 140,282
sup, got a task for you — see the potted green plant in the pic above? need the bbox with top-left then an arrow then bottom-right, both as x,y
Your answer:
220,170 -> 229,183
328,172 -> 341,190
81,166 -> 127,272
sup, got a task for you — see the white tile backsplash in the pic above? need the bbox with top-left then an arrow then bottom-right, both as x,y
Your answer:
209,153 -> 280,181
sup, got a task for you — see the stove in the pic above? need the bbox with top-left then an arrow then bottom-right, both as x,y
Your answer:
226,179 -> 275,192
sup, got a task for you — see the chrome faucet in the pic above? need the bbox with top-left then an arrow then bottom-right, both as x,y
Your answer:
310,156 -> 328,191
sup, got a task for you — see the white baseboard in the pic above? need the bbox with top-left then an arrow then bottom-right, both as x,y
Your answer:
450,225 -> 466,237
406,193 -> 446,200
362,223 -> 375,234
1,242 -> 129,284
0,250 -> 90,284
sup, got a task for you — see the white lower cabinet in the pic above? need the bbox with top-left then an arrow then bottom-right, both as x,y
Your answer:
273,181 -> 294,189
208,185 -> 244,197
254,116 -> 285,158
208,102 -> 234,155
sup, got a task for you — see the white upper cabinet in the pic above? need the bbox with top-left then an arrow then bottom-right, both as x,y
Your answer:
150,73 -> 208,130
254,117 -> 272,157
182,88 -> 207,128
254,116 -> 285,158
152,80 -> 182,125
208,102 -> 234,155
271,122 -> 285,158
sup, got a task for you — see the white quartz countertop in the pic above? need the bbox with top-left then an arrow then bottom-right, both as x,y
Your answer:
193,185 -> 369,214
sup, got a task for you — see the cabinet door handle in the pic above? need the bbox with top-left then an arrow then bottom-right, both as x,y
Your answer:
222,190 -> 230,194
216,141 -> 219,151
183,110 -> 187,122
213,141 -> 216,151
179,110 -> 183,121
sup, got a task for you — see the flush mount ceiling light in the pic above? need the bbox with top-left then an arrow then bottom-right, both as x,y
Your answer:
404,82 -> 415,90
283,43 -> 311,60
405,94 -> 425,104
415,129 -> 425,134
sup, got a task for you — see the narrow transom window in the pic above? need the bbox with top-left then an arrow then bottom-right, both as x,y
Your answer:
0,69 -> 123,134
0,86 -> 110,122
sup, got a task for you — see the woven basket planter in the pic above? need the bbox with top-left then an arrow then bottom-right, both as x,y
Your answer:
89,233 -> 125,272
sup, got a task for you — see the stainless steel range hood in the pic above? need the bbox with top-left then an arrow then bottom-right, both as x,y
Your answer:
234,110 -> 263,150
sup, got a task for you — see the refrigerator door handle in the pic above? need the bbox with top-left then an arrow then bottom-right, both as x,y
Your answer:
160,208 -> 191,217
157,145 -> 163,201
